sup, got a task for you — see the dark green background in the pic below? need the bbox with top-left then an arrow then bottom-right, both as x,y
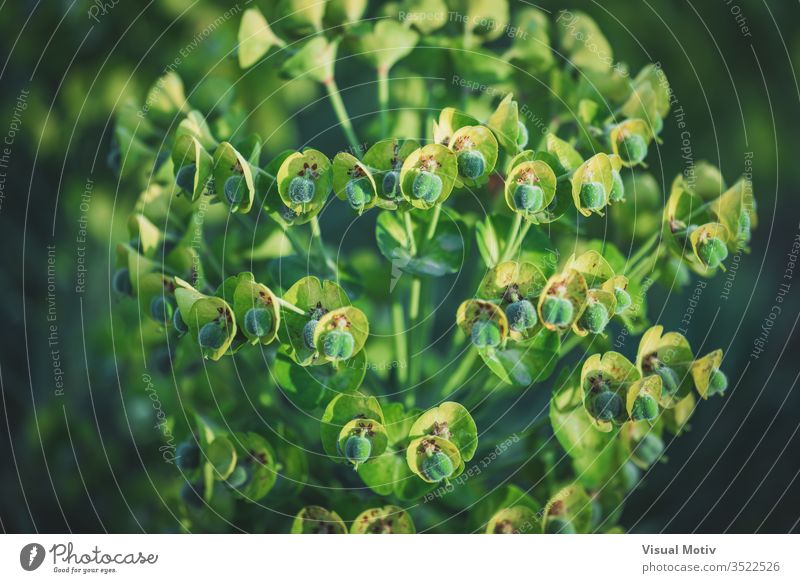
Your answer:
0,0 -> 797,532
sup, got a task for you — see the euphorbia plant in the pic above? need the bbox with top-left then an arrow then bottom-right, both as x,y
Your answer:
111,2 -> 754,533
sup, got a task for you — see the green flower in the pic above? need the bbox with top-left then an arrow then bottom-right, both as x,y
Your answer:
343,434 -> 371,469
470,319 -> 502,349
579,181 -> 607,211
513,183 -> 544,212
707,368 -> 728,396
618,133 -> 648,165
322,329 -> 356,360
175,163 -> 196,194
412,170 -> 443,203
243,307 -> 274,339
505,300 -> 538,333
457,149 -> 486,180
696,236 -> 729,268
631,394 -> 659,421
421,450 -> 455,482
541,296 -> 574,327
288,176 -> 316,205
579,300 -> 609,334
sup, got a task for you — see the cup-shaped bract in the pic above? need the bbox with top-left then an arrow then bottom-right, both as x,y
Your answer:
566,250 -> 616,289
711,178 -> 757,246
212,142 -> 257,213
486,506 -> 541,534
406,435 -> 463,483
237,7 -> 283,69
230,432 -> 278,501
574,289 -> 616,336
486,93 -> 521,154
537,270 -> 589,332
457,299 -> 509,350
350,505 -> 415,534
691,349 -> 727,399
336,417 -> 389,469
320,393 -> 385,461
333,152 -> 378,213
450,125 -> 498,186
363,138 -> 420,206
281,36 -> 335,83
313,306 -> 369,363
477,260 -> 548,340
282,276 -> 351,366
581,352 -> 641,430
690,222 -> 731,270
174,277 -> 237,361
171,132 -> 213,201
636,326 -> 694,408
276,149 -> 333,222
546,132 -> 584,174
353,18 -> 419,72
571,154 -> 614,217
505,159 -> 557,222
542,485 -> 593,534
626,375 -> 663,422
610,119 -> 652,167
408,401 -> 478,463
291,506 -> 347,534
662,393 -> 696,436
232,276 -> 281,345
433,107 -> 481,146
399,144 -> 458,209
602,275 -> 632,315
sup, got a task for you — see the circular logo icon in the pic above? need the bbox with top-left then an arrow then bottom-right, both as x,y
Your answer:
20,543 -> 46,571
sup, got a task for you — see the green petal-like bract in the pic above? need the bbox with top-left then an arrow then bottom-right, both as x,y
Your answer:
412,170 -> 443,203
470,319 -> 502,349
697,237 -> 729,268
505,300 -> 538,332
618,133 -> 648,164
322,329 -> 356,360
631,394 -> 659,421
542,296 -> 574,327
707,368 -> 728,396
738,210 -> 752,242
457,149 -> 486,179
579,181 -> 607,210
513,183 -> 544,212
516,121 -> 529,148
580,301 -> 609,334
344,434 -> 371,467
288,176 -> 316,204
635,434 -> 664,466
421,451 -> 454,482
244,307 -> 273,338
345,177 -> 372,210
175,163 -> 196,194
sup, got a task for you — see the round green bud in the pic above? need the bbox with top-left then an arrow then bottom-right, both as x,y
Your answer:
345,177 -> 372,210
613,287 -> 632,314
513,183 -> 544,212
545,517 -> 576,534
421,450 -> 454,482
224,175 -> 246,208
541,296 -> 574,327
198,322 -> 227,351
180,481 -> 204,509
457,149 -> 486,180
579,301 -> 609,334
243,307 -> 273,339
635,433 -> 664,466
288,176 -> 316,205
707,368 -> 728,397
697,236 -> 729,268
412,170 -> 443,204
738,210 -> 752,242
227,465 -> 251,488
618,133 -> 648,165
382,170 -> 399,199
172,308 -> 189,335
631,394 -> 659,421
470,319 -> 502,349
621,461 -> 641,491
610,169 -> 625,202
505,299 -> 538,333
176,441 -> 200,471
579,181 -> 607,210
652,115 -> 664,135
589,390 -> 624,422
149,295 -> 175,324
322,329 -> 356,360
344,434 -> 371,467
302,319 -> 318,350
516,121 -> 529,148
112,268 -> 132,296
175,163 -> 196,194
656,365 -> 681,398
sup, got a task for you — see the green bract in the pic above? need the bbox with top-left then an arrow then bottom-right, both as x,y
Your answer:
572,154 -> 614,216
450,125 -> 498,186
333,152 -> 377,213
457,299 -> 509,350
505,158 -> 557,221
538,270 -> 588,332
313,306 -> 369,363
173,277 -> 237,361
691,223 -> 731,269
399,144 -> 458,209
321,393 -> 386,463
636,326 -> 695,408
212,142 -> 256,213
486,506 -> 540,534
542,485 -> 593,534
291,506 -> 347,534
350,505 -> 415,534
277,149 -> 333,222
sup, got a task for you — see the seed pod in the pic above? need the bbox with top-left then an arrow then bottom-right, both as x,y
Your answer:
172,308 -> 189,335
198,321 -> 227,351
149,295 -> 175,324
613,287 -> 632,314
227,464 -> 251,488
302,319 -> 319,350
630,394 -> 659,421
470,319 -> 502,349
345,177 -> 372,210
707,368 -> 728,396
343,434 -> 371,468
696,235 -> 729,268
633,432 -> 664,467
505,299 -> 538,332
516,121 -> 529,149
175,163 -> 196,194
588,390 -> 624,422
224,175 -> 246,209
579,300 -> 609,334
243,307 -> 273,339
457,149 -> 486,180
610,169 -> 625,202
544,517 -> 576,534
288,176 -> 316,205
513,183 -> 544,212
618,133 -> 648,165
322,329 -> 356,360
382,170 -> 399,199
737,210 -> 752,242
541,296 -> 574,328
176,441 -> 200,471
112,268 -> 132,296
656,364 -> 681,398
579,181 -> 607,211
421,450 -> 455,482
412,170 -> 443,203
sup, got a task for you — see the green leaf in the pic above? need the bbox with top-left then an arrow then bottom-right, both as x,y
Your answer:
275,347 -> 366,410
556,10 -> 613,73
238,7 -> 283,69
278,0 -> 325,34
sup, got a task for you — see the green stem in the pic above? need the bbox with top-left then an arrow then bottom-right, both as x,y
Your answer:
392,300 -> 409,387
500,213 -> 523,262
324,78 -> 362,157
276,297 -> 306,315
377,67 -> 389,137
310,217 -> 337,276
439,346 -> 479,398
624,232 -> 660,276
407,277 -> 423,386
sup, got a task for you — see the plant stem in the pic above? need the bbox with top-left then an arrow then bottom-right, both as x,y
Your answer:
439,346 -> 479,398
392,300 -> 409,387
310,217 -> 337,276
500,214 -> 523,262
407,277 -> 423,386
624,231 -> 660,276
403,210 -> 417,255
377,67 -> 389,137
324,78 -> 362,157
276,297 -> 306,315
